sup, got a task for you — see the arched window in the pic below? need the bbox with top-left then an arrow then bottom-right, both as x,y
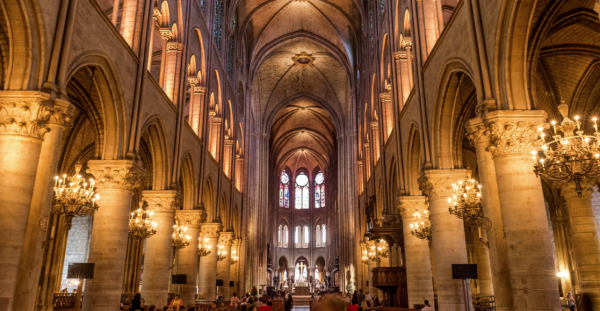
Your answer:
315,172 -> 325,208
316,225 -> 322,247
278,225 -> 282,247
284,225 -> 289,248
303,225 -> 309,248
322,225 -> 326,245
295,173 -> 309,209
280,171 -> 289,208
213,0 -> 224,51
295,226 -> 300,247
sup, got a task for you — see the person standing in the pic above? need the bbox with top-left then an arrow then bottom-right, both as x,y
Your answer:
284,291 -> 293,311
351,292 -> 358,305
566,292 -> 576,311
357,290 -> 365,305
421,300 -> 433,311
169,295 -> 183,310
231,293 -> 241,308
131,293 -> 143,311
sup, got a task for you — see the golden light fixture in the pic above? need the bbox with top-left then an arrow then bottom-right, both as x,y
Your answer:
217,244 -> 227,261
230,250 -> 239,265
172,219 -> 190,250
361,250 -> 369,264
291,52 -> 315,66
409,210 -> 431,240
128,202 -> 157,239
376,240 -> 389,258
533,103 -> 600,197
447,174 -> 484,219
52,163 -> 99,217
198,236 -> 212,256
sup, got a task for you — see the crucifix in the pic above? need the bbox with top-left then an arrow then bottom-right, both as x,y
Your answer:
298,262 -> 306,275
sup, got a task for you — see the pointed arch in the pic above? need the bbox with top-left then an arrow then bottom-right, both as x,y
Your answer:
203,176 -> 215,221
180,153 -> 196,210
139,115 -> 171,190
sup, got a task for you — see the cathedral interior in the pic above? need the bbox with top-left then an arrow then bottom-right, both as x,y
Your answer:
2,0 -> 600,310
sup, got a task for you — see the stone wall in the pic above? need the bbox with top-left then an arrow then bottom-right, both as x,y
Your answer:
594,186 -> 600,238
60,216 -> 93,291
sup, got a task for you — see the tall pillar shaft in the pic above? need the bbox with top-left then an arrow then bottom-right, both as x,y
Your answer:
0,95 -> 57,311
367,241 -> 378,299
121,237 -> 144,297
141,190 -> 181,307
466,118 -> 512,310
217,232 -> 234,299
164,42 -> 183,102
198,223 -> 222,301
82,160 -> 145,311
399,196 -> 436,309
419,169 -> 470,311
190,86 -> 206,136
472,230 -> 493,296
230,239 -> 241,296
176,210 -> 203,307
485,111 -> 561,310
561,181 -> 600,306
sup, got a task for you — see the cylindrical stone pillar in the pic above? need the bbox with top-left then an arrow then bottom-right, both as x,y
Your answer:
198,223 -> 222,301
485,110 -> 561,310
472,229 -> 493,296
230,239 -> 241,296
82,160 -> 145,311
399,196 -> 435,310
466,118 -> 512,311
367,240 -> 378,299
176,210 -> 203,307
217,232 -> 234,300
561,180 -> 600,307
141,190 -> 181,307
419,169 -> 471,311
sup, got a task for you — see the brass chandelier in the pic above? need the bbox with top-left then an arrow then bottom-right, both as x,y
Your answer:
52,163 -> 99,217
230,249 -> 238,264
376,240 -> 389,258
172,219 -> 191,249
198,237 -> 212,256
128,202 -> 157,239
447,174 -> 484,219
409,210 -> 431,240
533,103 -> 600,197
217,244 -> 227,261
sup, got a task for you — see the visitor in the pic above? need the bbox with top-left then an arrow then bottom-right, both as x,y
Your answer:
254,297 -> 264,308
373,297 -> 379,306
351,292 -> 358,305
148,305 -> 156,311
73,289 -> 77,294
131,293 -> 142,311
210,301 -> 218,311
360,300 -> 368,311
357,290 -> 365,305
245,293 -> 251,303
162,306 -> 169,311
284,290 -> 293,311
216,295 -> 224,306
62,288 -> 68,293
421,300 -> 433,311
566,292 -> 576,311
259,298 -> 271,311
169,295 -> 183,310
231,292 -> 241,308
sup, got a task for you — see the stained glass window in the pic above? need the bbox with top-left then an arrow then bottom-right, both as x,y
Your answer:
280,170 -> 289,208
200,0 -> 205,11
213,0 -> 223,52
295,173 -> 309,209
315,172 -> 324,208
380,0 -> 385,16
227,37 -> 234,80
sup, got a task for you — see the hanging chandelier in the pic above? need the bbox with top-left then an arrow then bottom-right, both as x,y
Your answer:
409,210 -> 431,240
52,163 -> 100,217
217,244 -> 227,261
367,244 -> 377,261
361,250 -> 369,264
198,237 -> 212,256
128,202 -> 157,239
532,103 -> 600,197
447,174 -> 484,219
230,250 -> 238,265
376,240 -> 389,258
172,219 -> 190,249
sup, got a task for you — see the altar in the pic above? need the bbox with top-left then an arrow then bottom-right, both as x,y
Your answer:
295,286 -> 310,296
294,262 -> 310,296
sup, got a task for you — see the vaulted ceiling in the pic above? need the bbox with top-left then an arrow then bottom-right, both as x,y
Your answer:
238,0 -> 361,173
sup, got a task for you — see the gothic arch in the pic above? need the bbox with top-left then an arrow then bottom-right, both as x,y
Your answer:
139,115 -> 171,191
180,153 -> 196,210
203,176 -> 215,221
407,123 -> 422,195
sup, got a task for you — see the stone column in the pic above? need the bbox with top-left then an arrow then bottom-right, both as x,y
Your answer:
472,230 -> 493,296
209,116 -> 222,160
465,118 -> 512,311
158,29 -> 172,86
198,223 -> 222,301
0,93 -> 56,310
83,160 -> 145,311
367,240 -> 378,299
223,139 -> 234,178
419,169 -> 471,311
217,231 -> 234,299
15,98 -> 74,311
398,196 -> 435,310
121,235 -> 144,298
235,158 -> 244,192
485,110 -> 561,310
230,239 -> 241,295
560,180 -> 600,306
141,191 -> 181,306
176,210 -> 203,307
402,39 -> 414,90
164,42 -> 183,102
393,51 -> 410,106
190,86 -> 206,135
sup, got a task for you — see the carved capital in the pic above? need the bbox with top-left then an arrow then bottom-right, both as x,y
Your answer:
212,117 -> 222,124
176,210 -> 204,228
0,92 -> 57,139
465,117 -> 491,145
556,179 -> 598,199
231,238 -> 241,247
402,38 -> 412,50
143,190 -> 182,214
418,169 -> 468,200
194,86 -> 206,95
86,160 -> 146,192
47,98 -> 76,128
394,51 -> 408,61
371,121 -> 379,129
153,8 -> 162,20
484,111 -> 547,158
219,231 -> 235,245
397,196 -> 429,218
188,77 -> 199,86
159,28 -> 172,40
201,222 -> 223,238
166,42 -> 184,51
379,92 -> 392,102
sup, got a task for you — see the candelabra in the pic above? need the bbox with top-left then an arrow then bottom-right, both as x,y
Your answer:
198,237 -> 212,256
217,245 -> 227,261
128,202 -> 157,239
52,163 -> 100,217
447,175 -> 484,219
367,244 -> 377,261
361,250 -> 369,264
409,210 -> 431,240
172,219 -> 190,249
230,250 -> 238,264
376,240 -> 389,258
532,103 -> 600,197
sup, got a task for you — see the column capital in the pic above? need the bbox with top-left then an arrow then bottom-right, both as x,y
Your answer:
371,121 -> 379,129
0,92 -> 73,139
465,117 -> 491,145
483,110 -> 547,158
201,222 -> 223,238
397,196 -> 429,218
166,42 -> 184,51
142,190 -> 182,213
393,51 -> 408,61
231,238 -> 242,247
225,139 -> 234,146
188,77 -> 199,86
556,179 -> 598,199
379,92 -> 392,102
211,116 -> 222,124
194,86 -> 206,95
176,210 -> 204,228
418,169 -> 469,200
219,231 -> 235,245
86,160 -> 146,192
159,28 -> 173,40
402,38 -> 412,50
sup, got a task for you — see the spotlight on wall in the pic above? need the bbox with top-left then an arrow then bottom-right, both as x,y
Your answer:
557,271 -> 569,279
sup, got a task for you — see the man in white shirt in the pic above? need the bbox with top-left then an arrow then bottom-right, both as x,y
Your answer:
421,300 -> 433,311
